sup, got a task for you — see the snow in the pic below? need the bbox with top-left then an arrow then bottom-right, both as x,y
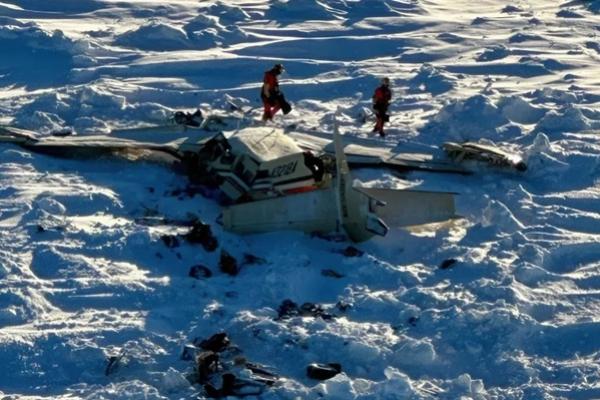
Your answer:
1,0 -> 600,399
116,20 -> 192,51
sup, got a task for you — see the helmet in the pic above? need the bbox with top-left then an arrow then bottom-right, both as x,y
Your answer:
381,77 -> 390,86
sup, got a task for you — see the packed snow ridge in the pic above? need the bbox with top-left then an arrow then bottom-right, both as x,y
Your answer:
1,0 -> 600,399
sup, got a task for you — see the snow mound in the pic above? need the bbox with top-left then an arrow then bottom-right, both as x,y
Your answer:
13,87 -> 125,134
12,83 -> 175,134
0,21 -> 73,52
477,44 -> 510,61
535,105 -> 600,134
508,32 -> 545,43
421,95 -> 510,140
183,14 -> 248,49
122,102 -> 173,125
436,32 -> 465,44
72,116 -> 111,135
266,0 -> 339,22
339,0 -> 420,20
524,133 -> 571,178
528,133 -> 552,155
528,87 -> 579,105
19,92 -> 71,116
585,40 -> 600,54
0,289 -> 55,326
80,86 -> 126,110
407,64 -> 455,95
501,5 -> 524,13
156,367 -> 190,393
373,367 -> 416,397
35,197 -> 67,215
497,95 -> 548,124
191,26 -> 247,49
183,14 -> 220,33
514,263 -> 554,286
471,16 -> 491,25
206,1 -> 252,24
482,199 -> 524,233
13,110 -> 66,134
69,380 -> 166,400
314,374 -> 357,399
449,373 -> 487,399
0,17 -> 31,28
514,56 -> 571,74
0,21 -> 87,88
211,94 -> 252,112
115,20 -> 192,51
556,9 -> 584,18
392,336 -> 437,366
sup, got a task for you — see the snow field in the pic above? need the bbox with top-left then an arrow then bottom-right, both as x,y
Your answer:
1,0 -> 600,399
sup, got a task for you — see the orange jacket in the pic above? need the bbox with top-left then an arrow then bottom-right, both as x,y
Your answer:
373,85 -> 392,105
262,70 -> 280,99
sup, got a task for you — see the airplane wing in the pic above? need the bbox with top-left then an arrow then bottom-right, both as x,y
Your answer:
287,130 -> 468,174
0,125 -> 201,159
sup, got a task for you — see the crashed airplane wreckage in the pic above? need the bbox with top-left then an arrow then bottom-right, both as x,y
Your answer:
443,141 -> 527,172
0,116 -> 459,242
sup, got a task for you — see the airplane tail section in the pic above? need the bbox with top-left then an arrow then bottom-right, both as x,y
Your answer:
357,188 -> 457,228
333,114 -> 388,242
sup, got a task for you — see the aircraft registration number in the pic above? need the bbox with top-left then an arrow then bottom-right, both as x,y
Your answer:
271,161 -> 298,177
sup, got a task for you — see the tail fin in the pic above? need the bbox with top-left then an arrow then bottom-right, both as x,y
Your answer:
333,113 -> 388,242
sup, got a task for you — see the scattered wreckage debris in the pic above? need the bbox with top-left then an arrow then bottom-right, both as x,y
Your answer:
391,315 -> 421,333
276,299 -> 336,321
159,220 -> 219,251
104,349 -> 128,376
306,363 -> 343,381
218,251 -> 267,276
185,332 -> 344,396
415,381 -> 446,397
443,141 -> 527,171
183,333 -> 279,398
160,234 -> 180,248
173,109 -> 204,127
188,252 -> 266,279
342,246 -> 364,257
184,221 -> 219,251
439,258 -> 459,270
0,113 -> 460,243
335,301 -> 352,312
219,250 -> 239,276
197,332 -> 230,353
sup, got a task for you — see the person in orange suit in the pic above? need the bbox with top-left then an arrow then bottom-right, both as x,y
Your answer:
261,64 -> 285,121
372,77 -> 392,137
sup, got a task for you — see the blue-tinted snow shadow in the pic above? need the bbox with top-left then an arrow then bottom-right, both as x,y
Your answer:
76,57 -> 379,105
4,0 -> 106,13
233,37 -> 413,62
0,38 -> 73,90
0,148 -> 219,393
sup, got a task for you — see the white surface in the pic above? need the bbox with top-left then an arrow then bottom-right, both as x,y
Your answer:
1,0 -> 600,399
